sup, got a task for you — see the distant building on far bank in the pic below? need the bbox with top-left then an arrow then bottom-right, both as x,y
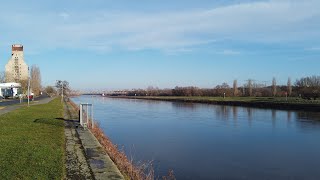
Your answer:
5,44 -> 28,82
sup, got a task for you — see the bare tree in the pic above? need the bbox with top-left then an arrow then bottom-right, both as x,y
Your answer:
295,75 -> 320,87
0,71 -> 5,83
287,77 -> 292,96
19,79 -> 28,94
295,75 -> 320,99
272,77 -> 277,96
233,80 -> 238,96
45,86 -> 56,97
5,72 -> 14,82
30,65 -> 42,95
247,79 -> 253,96
56,80 -> 70,96
147,86 -> 160,96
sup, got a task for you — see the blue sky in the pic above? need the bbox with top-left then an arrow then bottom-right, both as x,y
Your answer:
0,0 -> 319,90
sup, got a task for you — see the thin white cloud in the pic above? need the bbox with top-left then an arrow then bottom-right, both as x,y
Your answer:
220,50 -> 241,55
305,47 -> 320,51
0,0 -> 319,52
58,12 -> 70,20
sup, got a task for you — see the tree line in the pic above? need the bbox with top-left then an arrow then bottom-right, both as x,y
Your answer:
43,80 -> 71,97
127,76 -> 320,100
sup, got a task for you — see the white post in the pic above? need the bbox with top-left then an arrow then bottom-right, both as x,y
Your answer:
80,104 -> 83,126
91,104 -> 94,128
86,104 -> 89,126
61,84 -> 64,102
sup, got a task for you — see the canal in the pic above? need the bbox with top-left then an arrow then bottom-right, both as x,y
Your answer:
72,95 -> 320,179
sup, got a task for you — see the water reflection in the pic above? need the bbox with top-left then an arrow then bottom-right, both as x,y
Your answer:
213,105 -> 231,121
272,110 -> 277,128
246,108 -> 252,127
297,111 -> 320,121
171,102 -> 197,110
232,106 -> 238,120
232,106 -> 238,127
136,99 -> 163,105
287,111 -> 292,121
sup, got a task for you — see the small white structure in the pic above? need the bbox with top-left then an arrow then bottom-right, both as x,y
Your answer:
79,103 -> 94,129
0,82 -> 22,98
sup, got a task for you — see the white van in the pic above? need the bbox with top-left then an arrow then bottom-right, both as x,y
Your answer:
0,82 -> 22,99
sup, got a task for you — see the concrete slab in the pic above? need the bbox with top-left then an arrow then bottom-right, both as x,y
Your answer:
64,102 -> 94,180
77,127 -> 125,180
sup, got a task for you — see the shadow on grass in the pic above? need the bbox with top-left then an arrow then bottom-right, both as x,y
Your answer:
33,118 -> 64,127
33,118 -> 76,127
54,117 -> 78,122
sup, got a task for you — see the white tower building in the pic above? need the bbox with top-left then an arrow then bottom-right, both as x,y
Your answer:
5,44 -> 29,82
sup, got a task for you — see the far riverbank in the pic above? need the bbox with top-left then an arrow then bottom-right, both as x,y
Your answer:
108,96 -> 320,112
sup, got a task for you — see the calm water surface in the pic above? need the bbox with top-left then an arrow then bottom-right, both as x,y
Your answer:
72,96 -> 320,180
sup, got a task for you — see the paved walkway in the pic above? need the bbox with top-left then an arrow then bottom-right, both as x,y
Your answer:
77,126 -> 125,180
0,105 -> 23,115
64,101 -> 94,179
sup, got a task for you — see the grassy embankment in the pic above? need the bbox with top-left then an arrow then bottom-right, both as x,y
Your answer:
0,98 -> 65,179
113,96 -> 320,111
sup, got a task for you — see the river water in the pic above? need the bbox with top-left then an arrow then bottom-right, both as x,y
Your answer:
72,95 -> 320,180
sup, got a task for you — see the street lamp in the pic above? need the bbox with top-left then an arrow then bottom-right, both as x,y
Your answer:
27,67 -> 30,107
61,83 -> 64,102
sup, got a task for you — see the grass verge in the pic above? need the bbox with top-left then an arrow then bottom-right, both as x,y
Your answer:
0,98 -> 65,179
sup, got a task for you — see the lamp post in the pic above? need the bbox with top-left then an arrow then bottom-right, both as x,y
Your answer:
27,67 -> 30,107
61,83 -> 64,102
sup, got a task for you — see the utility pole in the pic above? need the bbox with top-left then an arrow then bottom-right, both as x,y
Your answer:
27,67 -> 30,107
61,82 -> 64,102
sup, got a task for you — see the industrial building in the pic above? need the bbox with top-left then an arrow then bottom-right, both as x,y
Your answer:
5,44 -> 29,82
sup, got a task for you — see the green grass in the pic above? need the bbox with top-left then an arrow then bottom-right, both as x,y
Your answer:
0,98 -> 65,179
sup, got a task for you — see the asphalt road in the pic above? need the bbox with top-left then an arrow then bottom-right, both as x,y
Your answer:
0,95 -> 55,116
0,95 -> 51,106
